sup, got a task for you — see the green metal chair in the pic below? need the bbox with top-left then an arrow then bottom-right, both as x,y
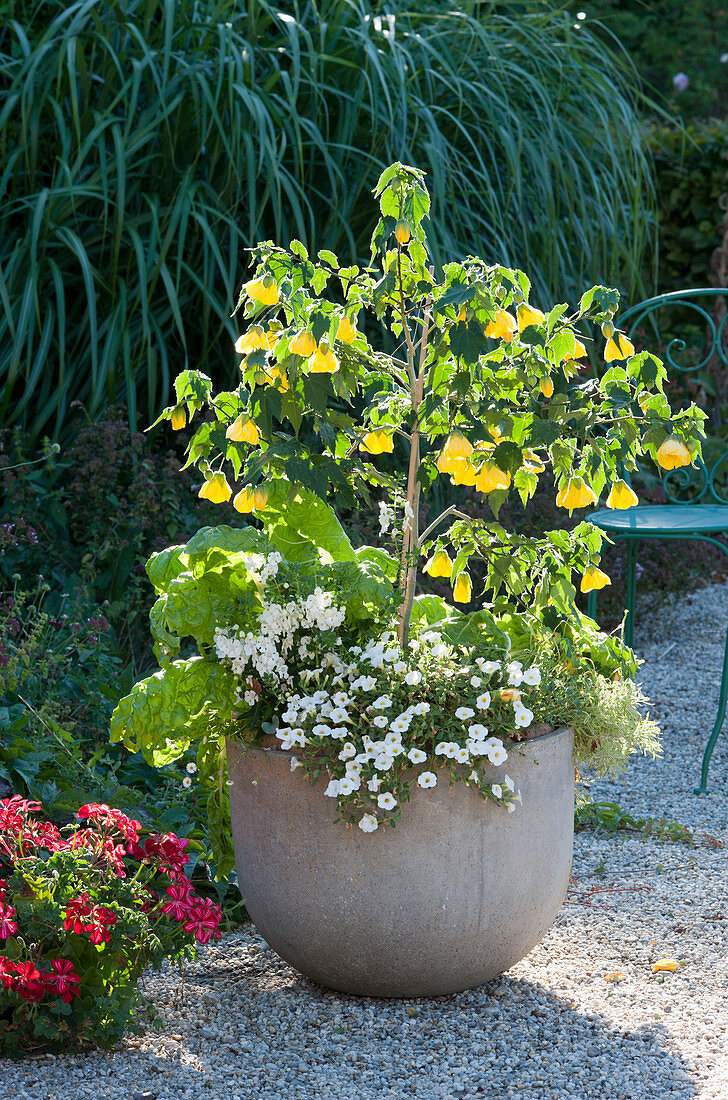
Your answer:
586,288 -> 728,794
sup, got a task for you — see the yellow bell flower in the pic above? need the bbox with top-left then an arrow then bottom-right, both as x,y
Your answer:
336,316 -> 358,344
226,416 -> 260,445
290,330 -> 317,357
198,473 -> 232,504
453,572 -> 472,603
423,550 -> 453,579
309,345 -> 339,373
235,325 -> 270,354
361,430 -> 394,455
456,305 -> 467,322
395,219 -> 411,244
484,309 -> 517,341
450,458 -> 477,486
523,449 -> 545,473
569,338 -> 588,359
606,480 -> 639,509
261,364 -> 289,392
604,333 -> 635,362
245,277 -> 280,306
556,478 -> 597,511
474,462 -> 511,494
580,565 -> 611,593
252,485 -> 269,510
441,430 -> 473,463
517,303 -> 546,331
233,487 -> 255,513
170,405 -> 186,430
540,376 -> 554,398
657,438 -> 691,470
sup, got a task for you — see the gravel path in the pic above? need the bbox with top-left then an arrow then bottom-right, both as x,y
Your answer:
4,583 -> 728,1099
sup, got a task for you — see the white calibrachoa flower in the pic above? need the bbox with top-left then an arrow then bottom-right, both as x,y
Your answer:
405,670 -> 423,686
476,692 -> 491,711
377,791 -> 398,810
454,747 -> 470,764
522,667 -> 541,686
390,716 -> 411,734
491,783 -> 503,799
418,772 -> 437,789
412,701 -> 430,715
367,776 -> 383,792
514,703 -> 534,729
372,714 -> 389,728
455,707 -> 475,720
507,660 -> 524,686
470,676 -> 482,687
359,813 -> 379,832
408,747 -> 427,764
372,695 -> 392,709
324,779 -> 340,797
488,743 -> 508,766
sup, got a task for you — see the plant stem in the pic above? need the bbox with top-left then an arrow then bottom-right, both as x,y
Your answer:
418,506 -> 472,547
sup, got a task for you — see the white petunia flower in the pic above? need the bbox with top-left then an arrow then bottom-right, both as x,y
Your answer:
504,774 -> 515,792
332,691 -> 351,706
313,690 -> 329,704
412,701 -> 430,715
377,791 -> 398,810
372,714 -> 389,728
435,741 -> 449,756
408,747 -> 427,764
367,776 -> 383,792
390,716 -> 411,734
329,726 -> 348,740
476,692 -> 491,711
374,754 -> 394,771
506,802 -> 516,813
468,723 -> 488,738
358,813 -> 379,832
454,747 -> 470,764
488,744 -> 508,766
352,674 -> 378,690
455,707 -> 475,720
384,731 -> 404,750
324,779 -> 341,798
372,695 -> 392,709
481,660 -> 501,674
290,757 -> 301,771
312,724 -> 333,738
466,737 -> 487,756
491,783 -> 503,799
507,660 -> 523,687
328,707 -> 349,724
468,769 -> 479,783
470,675 -> 482,688
281,709 -> 299,723
522,666 -> 541,686
338,742 -> 357,761
338,775 -> 358,795
514,703 -> 534,729
393,660 -> 407,673
405,670 -> 423,686
418,771 -> 437,789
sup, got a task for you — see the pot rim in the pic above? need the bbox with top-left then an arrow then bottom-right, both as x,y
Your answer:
227,724 -> 573,759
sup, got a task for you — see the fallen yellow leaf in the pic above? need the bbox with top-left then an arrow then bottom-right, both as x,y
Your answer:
651,959 -> 680,972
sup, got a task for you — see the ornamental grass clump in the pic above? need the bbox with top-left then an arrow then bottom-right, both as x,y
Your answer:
0,796 -> 221,1057
111,164 -> 705,864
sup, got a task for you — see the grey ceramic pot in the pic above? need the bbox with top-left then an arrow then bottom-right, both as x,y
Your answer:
226,726 -> 574,998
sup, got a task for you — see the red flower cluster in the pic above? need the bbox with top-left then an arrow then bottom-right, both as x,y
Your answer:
63,894 -> 117,945
0,958 -> 80,1003
161,878 -> 222,944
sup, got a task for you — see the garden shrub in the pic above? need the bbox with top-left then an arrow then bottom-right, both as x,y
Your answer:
0,0 -> 655,442
0,795 -> 221,1057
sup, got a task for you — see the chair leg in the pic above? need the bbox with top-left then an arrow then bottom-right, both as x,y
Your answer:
624,540 -> 639,649
694,620 -> 728,795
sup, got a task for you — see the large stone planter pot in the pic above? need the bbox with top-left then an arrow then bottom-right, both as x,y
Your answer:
226,726 -> 574,998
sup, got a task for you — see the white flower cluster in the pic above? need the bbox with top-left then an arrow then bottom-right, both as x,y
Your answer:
271,633 -> 539,833
214,564 -> 347,690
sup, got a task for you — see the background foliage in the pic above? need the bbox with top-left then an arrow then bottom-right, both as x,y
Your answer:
1,0 -> 654,443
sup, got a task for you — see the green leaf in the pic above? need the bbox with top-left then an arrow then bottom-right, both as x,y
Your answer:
146,545 -> 189,594
262,484 -> 356,565
449,322 -> 485,365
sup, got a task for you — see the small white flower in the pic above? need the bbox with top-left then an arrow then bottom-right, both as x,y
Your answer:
514,704 -> 534,729
390,716 -> 411,734
367,776 -> 383,792
312,724 -> 333,738
393,660 -> 407,673
506,802 -> 516,813
354,674 -> 377,690
454,747 -> 470,764
507,661 -> 523,687
521,666 -> 541,686
384,731 -> 404,750
225,779 -> 234,786
290,757 -> 301,771
313,690 -> 329,704
405,670 -> 422,686
481,660 -> 501,674
491,783 -> 503,799
418,771 -> 437,789
329,726 -> 348,740
332,691 -> 351,706
244,690 -> 258,706
374,754 -> 394,771
470,675 -> 482,688
468,769 -> 479,783
435,741 -> 449,756
338,742 -> 357,761
281,709 -> 299,723
466,737 -> 487,756
408,747 -> 427,764
186,762 -> 197,774
455,707 -> 475,720
372,714 -> 389,729
372,695 -> 392,709
339,775 -> 358,795
377,791 -> 398,810
412,701 -> 430,715
358,813 -> 379,832
324,779 -> 341,798
504,774 -> 515,792
488,744 -> 508,766
350,645 -> 363,656
476,692 -> 491,711
468,723 -> 488,738
182,776 -> 193,788
329,707 -> 349,723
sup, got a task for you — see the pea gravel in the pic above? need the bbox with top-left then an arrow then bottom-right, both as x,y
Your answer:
3,583 -> 728,1100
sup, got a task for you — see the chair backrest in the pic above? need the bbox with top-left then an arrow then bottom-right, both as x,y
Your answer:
618,288 -> 728,505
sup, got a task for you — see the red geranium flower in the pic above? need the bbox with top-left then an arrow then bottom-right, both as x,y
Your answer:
161,879 -> 193,921
14,960 -> 46,1002
0,902 -> 18,939
45,959 -> 81,1003
182,897 -> 222,944
0,956 -> 16,990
